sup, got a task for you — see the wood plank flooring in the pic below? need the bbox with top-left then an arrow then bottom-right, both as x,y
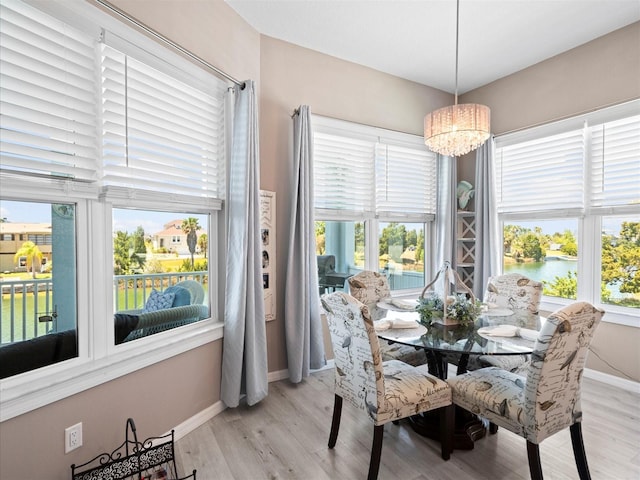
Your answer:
175,368 -> 640,479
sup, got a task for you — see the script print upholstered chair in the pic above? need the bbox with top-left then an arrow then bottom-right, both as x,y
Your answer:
446,302 -> 604,480
321,292 -> 453,480
476,273 -> 543,374
348,270 -> 428,367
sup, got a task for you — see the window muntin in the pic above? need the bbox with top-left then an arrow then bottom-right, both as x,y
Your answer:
0,200 -> 78,377
312,116 -> 435,293
495,101 -> 640,320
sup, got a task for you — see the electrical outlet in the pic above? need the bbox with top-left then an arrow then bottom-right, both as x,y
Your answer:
65,422 -> 83,453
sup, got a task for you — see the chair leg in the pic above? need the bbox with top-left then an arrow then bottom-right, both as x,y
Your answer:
439,404 -> 454,460
368,425 -> 384,480
570,423 -> 591,480
489,422 -> 499,434
526,441 -> 543,480
328,394 -> 342,449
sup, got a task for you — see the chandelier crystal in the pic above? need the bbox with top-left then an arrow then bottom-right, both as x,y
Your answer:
424,0 -> 491,157
424,103 -> 490,157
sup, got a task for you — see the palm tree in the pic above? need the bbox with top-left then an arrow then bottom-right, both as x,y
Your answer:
197,233 -> 208,259
182,217 -> 200,269
14,241 -> 44,279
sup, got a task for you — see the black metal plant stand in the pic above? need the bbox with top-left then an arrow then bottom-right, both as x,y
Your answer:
71,418 -> 196,480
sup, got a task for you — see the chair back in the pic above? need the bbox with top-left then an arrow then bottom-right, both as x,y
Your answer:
348,271 -> 391,320
484,273 -> 542,313
321,292 -> 385,421
524,301 -> 603,443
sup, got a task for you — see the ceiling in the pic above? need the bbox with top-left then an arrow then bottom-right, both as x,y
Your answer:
225,0 -> 640,94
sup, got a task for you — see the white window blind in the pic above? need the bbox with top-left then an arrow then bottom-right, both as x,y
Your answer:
495,129 -> 585,216
0,1 -> 99,181
312,115 -> 436,220
101,43 -> 227,200
589,115 -> 640,210
375,141 -> 436,220
313,131 -> 375,216
496,102 -> 640,218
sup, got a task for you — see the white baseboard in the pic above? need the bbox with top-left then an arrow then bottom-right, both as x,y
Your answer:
168,400 -> 226,441
583,367 -> 640,393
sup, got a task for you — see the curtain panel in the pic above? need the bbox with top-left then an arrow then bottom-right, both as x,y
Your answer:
285,105 -> 326,383
473,138 -> 500,298
221,81 -> 268,407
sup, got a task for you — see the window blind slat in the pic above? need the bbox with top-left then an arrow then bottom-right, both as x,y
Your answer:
496,108 -> 640,216
101,43 -> 226,199
313,118 -> 436,219
590,115 -> 640,208
0,1 -> 98,182
496,129 -> 584,214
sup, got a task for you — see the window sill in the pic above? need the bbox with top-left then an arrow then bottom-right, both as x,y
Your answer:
539,299 -> 639,328
0,320 -> 224,422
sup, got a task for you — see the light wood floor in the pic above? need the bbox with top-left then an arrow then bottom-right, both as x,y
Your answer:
175,368 -> 640,479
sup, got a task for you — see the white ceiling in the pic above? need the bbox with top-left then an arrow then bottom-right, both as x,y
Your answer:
225,0 -> 640,94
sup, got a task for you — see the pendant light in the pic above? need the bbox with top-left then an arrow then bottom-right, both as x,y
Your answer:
424,0 -> 490,157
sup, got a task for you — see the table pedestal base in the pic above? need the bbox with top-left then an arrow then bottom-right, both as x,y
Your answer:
407,407 -> 486,450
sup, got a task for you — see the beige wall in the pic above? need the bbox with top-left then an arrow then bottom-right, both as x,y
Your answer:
460,21 -> 640,382
461,22 -> 640,135
259,35 -> 452,372
2,3 -> 638,478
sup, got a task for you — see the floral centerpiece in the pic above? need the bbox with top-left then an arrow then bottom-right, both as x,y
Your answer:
416,292 -> 482,327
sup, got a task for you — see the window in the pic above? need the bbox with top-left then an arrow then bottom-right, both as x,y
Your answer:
1,0 -> 226,419
312,115 -> 436,293
112,208 -> 210,344
0,200 -> 77,377
495,100 -> 640,324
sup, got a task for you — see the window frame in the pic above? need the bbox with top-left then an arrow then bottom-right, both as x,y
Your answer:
312,115 -> 437,295
0,0 -> 226,421
495,100 -> 640,327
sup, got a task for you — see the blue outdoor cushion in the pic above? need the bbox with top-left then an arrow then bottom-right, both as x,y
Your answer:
164,285 -> 192,307
143,289 -> 175,312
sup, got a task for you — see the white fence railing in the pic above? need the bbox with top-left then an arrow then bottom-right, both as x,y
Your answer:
1,272 -> 208,344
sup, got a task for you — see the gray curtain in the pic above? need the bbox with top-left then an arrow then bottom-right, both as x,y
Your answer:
284,105 -> 326,383
473,137 -> 500,298
221,80 -> 268,407
435,154 -> 457,273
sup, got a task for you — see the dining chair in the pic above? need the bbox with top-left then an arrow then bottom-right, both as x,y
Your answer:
446,301 -> 604,480
321,292 -> 454,480
476,273 -> 543,373
348,270 -> 428,367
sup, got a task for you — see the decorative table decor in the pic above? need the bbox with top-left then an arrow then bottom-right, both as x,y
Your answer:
418,262 -> 481,326
456,180 -> 475,210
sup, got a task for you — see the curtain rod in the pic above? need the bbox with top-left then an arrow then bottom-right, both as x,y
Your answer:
93,0 -> 245,89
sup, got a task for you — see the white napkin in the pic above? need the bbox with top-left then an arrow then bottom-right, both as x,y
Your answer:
478,325 -> 539,341
374,318 -> 418,331
389,298 -> 416,310
517,328 -> 538,341
479,325 -> 519,337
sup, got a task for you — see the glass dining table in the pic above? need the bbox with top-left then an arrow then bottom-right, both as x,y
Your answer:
374,299 -> 543,449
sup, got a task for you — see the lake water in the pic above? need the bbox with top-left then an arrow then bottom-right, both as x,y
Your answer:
504,258 -> 625,298
504,258 -> 576,284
